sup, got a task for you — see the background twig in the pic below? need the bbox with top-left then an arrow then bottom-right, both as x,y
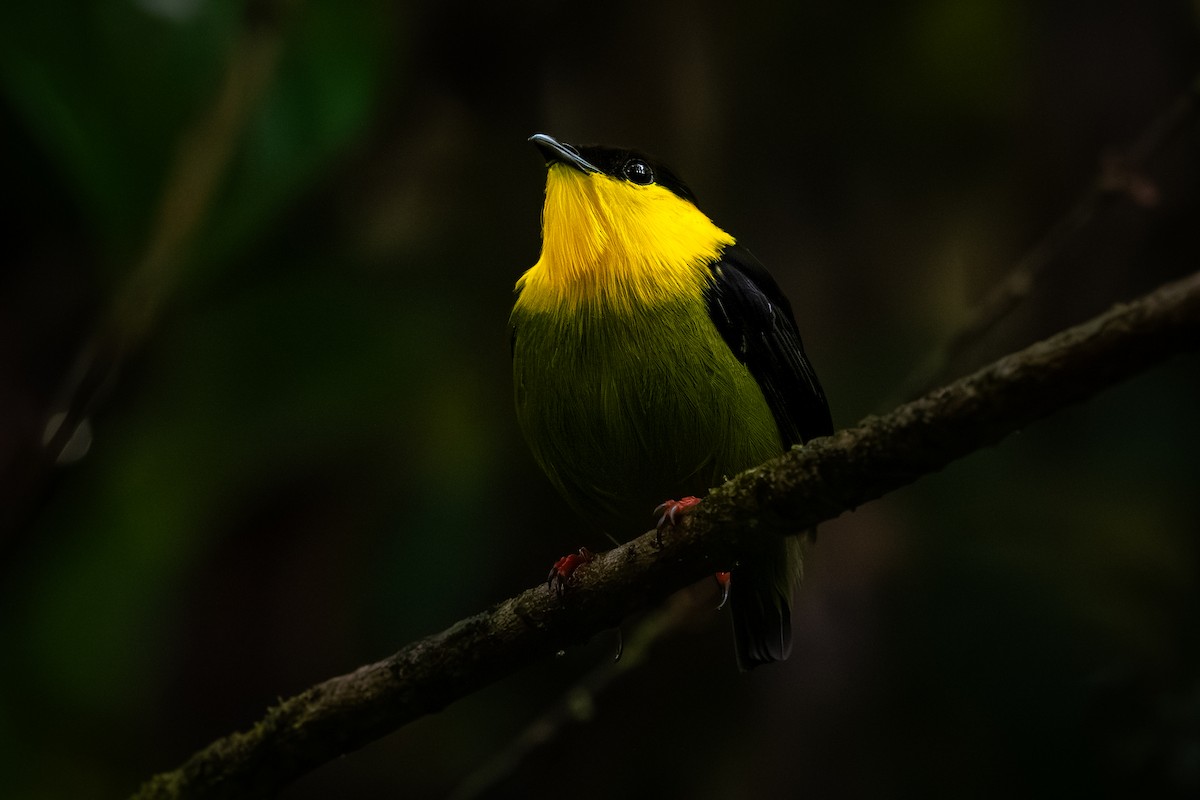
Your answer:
41,4 -> 288,466
448,588 -> 709,800
891,76 -> 1200,405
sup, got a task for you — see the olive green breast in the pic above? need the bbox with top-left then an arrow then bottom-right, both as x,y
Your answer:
511,296 -> 783,537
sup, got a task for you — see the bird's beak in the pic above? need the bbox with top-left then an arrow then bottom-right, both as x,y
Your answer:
529,133 -> 599,174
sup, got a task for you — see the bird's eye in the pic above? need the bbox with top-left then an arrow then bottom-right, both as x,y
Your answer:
623,159 -> 655,185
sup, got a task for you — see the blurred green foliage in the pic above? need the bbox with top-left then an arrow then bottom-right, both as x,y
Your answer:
1,1 -> 1198,798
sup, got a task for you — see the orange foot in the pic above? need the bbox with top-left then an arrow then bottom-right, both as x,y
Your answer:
547,547 -> 592,598
653,496 -> 702,545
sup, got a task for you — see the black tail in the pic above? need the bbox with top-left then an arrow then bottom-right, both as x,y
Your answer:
729,568 -> 793,670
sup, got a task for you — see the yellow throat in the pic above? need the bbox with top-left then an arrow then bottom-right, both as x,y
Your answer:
515,164 -> 736,314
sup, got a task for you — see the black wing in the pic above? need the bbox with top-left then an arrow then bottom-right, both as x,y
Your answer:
704,244 -> 833,447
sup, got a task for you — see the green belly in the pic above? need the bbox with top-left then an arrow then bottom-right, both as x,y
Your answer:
512,298 -> 783,538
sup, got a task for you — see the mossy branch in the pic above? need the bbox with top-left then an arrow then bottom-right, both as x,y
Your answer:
133,269 -> 1200,799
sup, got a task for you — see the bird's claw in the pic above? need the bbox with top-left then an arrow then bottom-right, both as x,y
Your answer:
547,547 -> 592,597
653,496 -> 702,546
714,571 -> 731,610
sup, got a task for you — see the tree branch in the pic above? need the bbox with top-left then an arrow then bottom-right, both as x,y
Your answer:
132,270 -> 1200,799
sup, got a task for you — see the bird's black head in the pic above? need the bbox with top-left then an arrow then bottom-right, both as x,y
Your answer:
529,133 -> 698,203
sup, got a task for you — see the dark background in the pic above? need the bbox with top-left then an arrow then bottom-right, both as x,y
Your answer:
1,1 -> 1198,797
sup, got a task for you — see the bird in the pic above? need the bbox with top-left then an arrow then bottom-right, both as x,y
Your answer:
510,133 -> 833,669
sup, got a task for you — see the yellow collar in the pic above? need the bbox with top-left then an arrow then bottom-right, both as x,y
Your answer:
515,165 -> 735,314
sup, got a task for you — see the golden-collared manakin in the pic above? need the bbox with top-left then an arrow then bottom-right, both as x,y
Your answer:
510,133 -> 833,669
